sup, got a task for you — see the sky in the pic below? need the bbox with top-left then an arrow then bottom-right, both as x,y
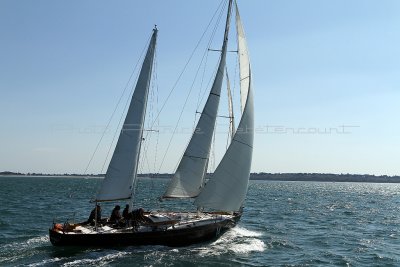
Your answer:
0,0 -> 399,176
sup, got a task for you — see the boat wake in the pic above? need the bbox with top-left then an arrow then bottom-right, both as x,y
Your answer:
0,235 -> 49,264
61,251 -> 130,267
1,235 -> 49,250
0,227 -> 264,266
195,226 -> 265,256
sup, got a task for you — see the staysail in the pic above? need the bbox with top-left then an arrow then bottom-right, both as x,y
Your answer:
163,0 -> 233,198
194,1 -> 254,212
96,28 -> 158,202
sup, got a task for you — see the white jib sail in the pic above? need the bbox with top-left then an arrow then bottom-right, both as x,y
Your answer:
96,29 -> 158,202
163,0 -> 233,198
195,1 -> 254,212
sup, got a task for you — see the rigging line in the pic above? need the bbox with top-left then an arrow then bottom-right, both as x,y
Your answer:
197,6 -> 230,115
139,49 -> 159,175
145,0 -> 226,136
100,82 -> 135,174
139,141 -> 152,178
196,0 -> 227,111
192,1 -> 227,131
195,0 -> 228,113
100,34 -> 155,174
156,0 -> 228,175
83,32 -> 152,176
195,46 -> 209,125
167,1 -> 226,169
155,69 -> 199,174
152,46 -> 161,177
152,49 -> 162,209
139,62 -> 156,176
232,48 -> 239,113
211,121 -> 217,173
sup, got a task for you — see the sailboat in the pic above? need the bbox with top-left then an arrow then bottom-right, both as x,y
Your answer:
49,0 -> 254,247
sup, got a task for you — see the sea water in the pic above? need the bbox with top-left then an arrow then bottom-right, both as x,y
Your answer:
1,176 -> 400,266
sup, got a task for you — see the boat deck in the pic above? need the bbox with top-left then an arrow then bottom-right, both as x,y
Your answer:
53,212 -> 233,235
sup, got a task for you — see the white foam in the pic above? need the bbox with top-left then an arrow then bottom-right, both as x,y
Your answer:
1,235 -> 49,250
26,236 -> 50,246
229,239 -> 265,253
27,257 -> 62,267
0,235 -> 50,264
195,226 -> 265,256
62,251 -> 129,267
229,226 -> 263,237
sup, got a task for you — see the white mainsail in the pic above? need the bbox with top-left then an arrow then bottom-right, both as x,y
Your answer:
96,28 -> 158,202
194,1 -> 254,212
163,0 -> 233,198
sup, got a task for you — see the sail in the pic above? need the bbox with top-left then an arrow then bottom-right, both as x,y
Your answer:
236,4 -> 250,114
226,71 -> 235,140
194,1 -> 254,212
163,0 -> 233,198
96,28 -> 158,202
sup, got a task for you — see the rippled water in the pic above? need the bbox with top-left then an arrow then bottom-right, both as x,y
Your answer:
1,177 -> 400,266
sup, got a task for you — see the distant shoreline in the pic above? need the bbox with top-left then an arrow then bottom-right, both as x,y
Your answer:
1,171 -> 399,183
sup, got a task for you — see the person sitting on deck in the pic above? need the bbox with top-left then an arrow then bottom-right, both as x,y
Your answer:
131,208 -> 151,228
122,204 -> 131,226
122,204 -> 131,220
110,205 -> 122,225
86,204 -> 101,225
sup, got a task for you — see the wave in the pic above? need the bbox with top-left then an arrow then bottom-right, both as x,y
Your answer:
0,235 -> 49,264
1,235 -> 49,250
61,251 -> 130,267
27,257 -> 62,267
195,226 -> 265,256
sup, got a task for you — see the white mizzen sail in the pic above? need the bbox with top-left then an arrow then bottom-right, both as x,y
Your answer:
163,1 -> 233,198
96,28 -> 158,202
195,1 -> 254,212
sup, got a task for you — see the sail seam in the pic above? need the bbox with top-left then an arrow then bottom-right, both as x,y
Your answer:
232,138 -> 253,148
184,154 -> 208,160
95,196 -> 131,202
210,92 -> 220,97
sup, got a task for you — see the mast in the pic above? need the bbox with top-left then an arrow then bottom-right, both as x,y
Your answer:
163,0 -> 234,198
96,27 -> 158,202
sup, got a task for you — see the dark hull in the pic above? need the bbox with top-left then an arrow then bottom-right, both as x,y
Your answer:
49,215 -> 240,247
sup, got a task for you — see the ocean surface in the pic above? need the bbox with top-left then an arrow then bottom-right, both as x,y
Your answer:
1,176 -> 400,266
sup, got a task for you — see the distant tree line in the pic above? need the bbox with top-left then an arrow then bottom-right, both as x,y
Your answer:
1,171 -> 399,183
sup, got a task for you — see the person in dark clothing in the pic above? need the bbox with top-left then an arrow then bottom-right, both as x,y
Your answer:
131,208 -> 150,225
122,204 -> 130,220
110,205 -> 122,224
122,204 -> 131,227
86,204 -> 101,225
130,208 -> 143,229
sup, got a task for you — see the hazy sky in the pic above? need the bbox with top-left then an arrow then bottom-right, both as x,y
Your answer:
0,0 -> 399,175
